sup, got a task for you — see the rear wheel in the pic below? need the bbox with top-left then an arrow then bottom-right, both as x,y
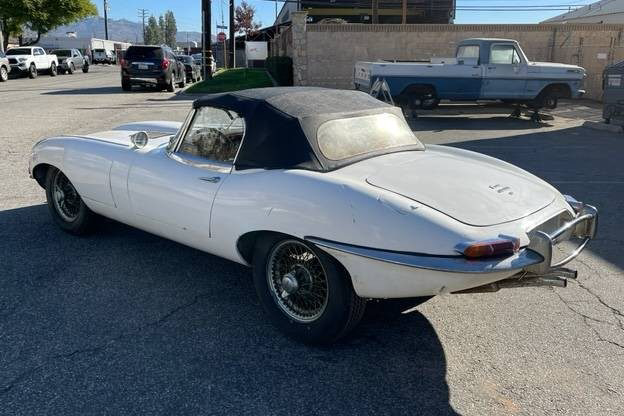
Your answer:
0,66 -> 8,82
253,235 -> 366,344
49,62 -> 57,76
68,62 -> 75,74
45,168 -> 96,235
178,73 -> 186,88
121,80 -> 132,91
82,63 -> 89,73
166,76 -> 175,92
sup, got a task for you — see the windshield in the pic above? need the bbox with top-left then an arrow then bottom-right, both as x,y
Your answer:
53,50 -> 72,57
317,113 -> 421,161
125,46 -> 163,60
6,48 -> 32,55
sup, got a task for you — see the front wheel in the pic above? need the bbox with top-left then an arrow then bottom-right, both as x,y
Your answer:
45,168 -> 96,235
253,235 -> 366,344
82,63 -> 89,73
28,63 -> 37,79
68,62 -> 75,74
0,66 -> 8,82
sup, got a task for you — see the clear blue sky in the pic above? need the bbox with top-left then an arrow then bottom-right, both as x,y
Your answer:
97,0 -> 598,32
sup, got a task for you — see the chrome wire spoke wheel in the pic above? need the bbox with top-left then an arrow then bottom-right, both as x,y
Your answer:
52,170 -> 81,222
266,240 -> 329,323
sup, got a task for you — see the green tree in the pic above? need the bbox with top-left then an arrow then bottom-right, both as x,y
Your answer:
0,0 -> 97,51
144,15 -> 161,45
163,10 -> 176,48
158,15 -> 165,44
234,1 -> 261,37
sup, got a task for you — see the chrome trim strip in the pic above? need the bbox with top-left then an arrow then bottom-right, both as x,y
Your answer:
305,237 -> 544,274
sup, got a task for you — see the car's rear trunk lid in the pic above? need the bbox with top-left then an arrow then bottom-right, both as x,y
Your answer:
366,153 -> 555,226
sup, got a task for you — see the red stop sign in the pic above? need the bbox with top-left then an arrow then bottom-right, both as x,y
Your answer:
217,32 -> 226,42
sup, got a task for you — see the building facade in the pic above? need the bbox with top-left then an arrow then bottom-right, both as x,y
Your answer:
276,0 -> 455,25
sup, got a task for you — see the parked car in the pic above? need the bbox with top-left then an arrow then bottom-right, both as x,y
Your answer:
93,48 -> 116,64
355,38 -> 587,120
0,50 -> 11,82
120,45 -> 186,92
51,49 -> 89,74
28,88 -> 597,344
191,53 -> 217,74
176,55 -> 202,83
5,47 -> 58,78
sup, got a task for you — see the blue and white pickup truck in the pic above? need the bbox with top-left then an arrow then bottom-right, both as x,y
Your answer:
354,38 -> 586,114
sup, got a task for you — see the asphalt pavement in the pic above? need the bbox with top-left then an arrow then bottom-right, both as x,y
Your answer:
1,65 -> 623,415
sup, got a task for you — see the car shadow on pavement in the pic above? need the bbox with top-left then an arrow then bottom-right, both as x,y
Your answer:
0,204 -> 458,415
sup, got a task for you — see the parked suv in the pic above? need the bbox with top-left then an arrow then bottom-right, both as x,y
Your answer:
121,45 -> 186,92
176,55 -> 202,83
93,48 -> 116,64
0,50 -> 10,82
52,49 -> 89,74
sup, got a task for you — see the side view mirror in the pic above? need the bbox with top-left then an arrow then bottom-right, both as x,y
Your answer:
130,131 -> 149,149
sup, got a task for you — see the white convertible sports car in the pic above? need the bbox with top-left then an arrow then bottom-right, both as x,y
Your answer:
29,87 -> 598,344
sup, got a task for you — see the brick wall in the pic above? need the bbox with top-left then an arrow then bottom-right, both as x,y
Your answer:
272,12 -> 624,100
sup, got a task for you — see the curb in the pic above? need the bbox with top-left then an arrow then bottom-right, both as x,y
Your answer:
583,121 -> 623,133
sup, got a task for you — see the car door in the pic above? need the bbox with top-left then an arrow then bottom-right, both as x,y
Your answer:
33,48 -> 44,68
73,50 -> 84,68
127,106 -> 245,251
481,43 -> 527,99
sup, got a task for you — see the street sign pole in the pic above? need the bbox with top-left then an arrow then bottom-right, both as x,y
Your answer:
202,0 -> 212,79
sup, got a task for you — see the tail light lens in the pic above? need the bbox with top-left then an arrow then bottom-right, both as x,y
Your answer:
162,58 -> 169,70
457,238 -> 519,259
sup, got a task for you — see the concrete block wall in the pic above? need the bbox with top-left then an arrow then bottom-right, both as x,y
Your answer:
283,13 -> 624,100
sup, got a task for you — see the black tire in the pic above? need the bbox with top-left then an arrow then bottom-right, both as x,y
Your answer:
121,80 -> 132,91
82,63 -> 89,73
49,62 -> 57,76
178,73 -> 186,88
68,62 -> 75,74
252,234 -> 366,344
166,76 -> 175,92
0,66 -> 8,82
45,167 -> 96,235
28,63 -> 37,79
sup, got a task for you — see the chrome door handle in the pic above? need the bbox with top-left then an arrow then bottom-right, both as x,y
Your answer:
199,176 -> 221,183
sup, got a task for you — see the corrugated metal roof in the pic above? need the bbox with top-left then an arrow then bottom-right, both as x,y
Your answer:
542,0 -> 624,24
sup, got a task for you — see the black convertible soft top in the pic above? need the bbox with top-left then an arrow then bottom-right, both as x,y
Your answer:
193,87 -> 422,171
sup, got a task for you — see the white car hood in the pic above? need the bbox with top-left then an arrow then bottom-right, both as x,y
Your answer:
365,149 -> 555,227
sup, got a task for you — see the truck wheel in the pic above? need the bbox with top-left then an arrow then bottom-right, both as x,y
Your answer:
253,235 -> 366,344
45,167 -> 96,235
420,97 -> 440,110
0,66 -> 8,82
68,62 -> 75,74
28,63 -> 38,79
49,62 -> 57,76
82,63 -> 89,73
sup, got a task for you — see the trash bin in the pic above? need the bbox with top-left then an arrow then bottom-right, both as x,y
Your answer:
603,61 -> 624,124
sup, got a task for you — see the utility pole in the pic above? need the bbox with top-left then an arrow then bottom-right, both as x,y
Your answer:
202,0 -> 213,79
228,0 -> 235,68
138,8 -> 148,44
103,0 -> 109,40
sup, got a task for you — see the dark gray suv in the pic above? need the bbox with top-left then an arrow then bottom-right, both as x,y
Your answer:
120,45 -> 186,92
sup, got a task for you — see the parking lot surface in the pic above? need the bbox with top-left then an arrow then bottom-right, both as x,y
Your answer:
1,66 -> 623,415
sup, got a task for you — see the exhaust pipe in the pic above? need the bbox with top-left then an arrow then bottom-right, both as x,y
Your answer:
454,268 -> 577,294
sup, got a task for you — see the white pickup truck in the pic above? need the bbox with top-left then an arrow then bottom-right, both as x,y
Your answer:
5,46 -> 58,78
355,38 -> 586,117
